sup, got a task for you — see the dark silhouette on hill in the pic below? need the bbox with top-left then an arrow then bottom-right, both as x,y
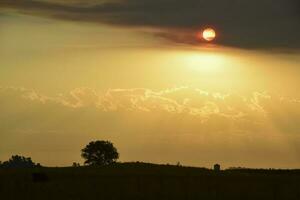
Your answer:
81,140 -> 119,166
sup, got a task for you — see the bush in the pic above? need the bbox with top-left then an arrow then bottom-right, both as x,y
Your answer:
1,155 -> 40,168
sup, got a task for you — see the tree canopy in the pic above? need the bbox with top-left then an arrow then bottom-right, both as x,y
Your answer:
81,140 -> 119,166
0,155 -> 40,168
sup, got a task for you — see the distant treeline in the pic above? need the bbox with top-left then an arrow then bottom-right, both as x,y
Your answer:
1,139 -> 299,172
0,155 -> 41,169
1,155 -> 299,174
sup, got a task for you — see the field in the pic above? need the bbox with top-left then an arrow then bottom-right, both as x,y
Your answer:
1,163 -> 300,200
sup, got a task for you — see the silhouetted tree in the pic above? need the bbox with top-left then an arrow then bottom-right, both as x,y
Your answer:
1,155 -> 39,168
214,163 -> 221,171
81,140 -> 119,166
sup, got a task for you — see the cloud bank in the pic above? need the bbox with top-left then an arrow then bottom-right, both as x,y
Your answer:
1,86 -> 300,134
1,0 -> 300,50
1,86 -> 300,167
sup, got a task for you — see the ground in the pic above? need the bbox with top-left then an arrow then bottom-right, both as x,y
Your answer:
1,163 -> 300,200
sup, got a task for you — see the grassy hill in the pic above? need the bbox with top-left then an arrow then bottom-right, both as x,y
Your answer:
1,162 -> 300,200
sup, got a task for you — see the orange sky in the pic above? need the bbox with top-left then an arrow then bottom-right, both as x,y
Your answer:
0,12 -> 300,168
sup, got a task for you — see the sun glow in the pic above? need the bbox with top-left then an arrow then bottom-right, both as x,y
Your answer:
187,53 -> 224,71
202,28 -> 216,41
183,52 -> 227,73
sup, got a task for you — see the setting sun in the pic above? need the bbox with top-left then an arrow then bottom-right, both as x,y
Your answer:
203,28 -> 216,41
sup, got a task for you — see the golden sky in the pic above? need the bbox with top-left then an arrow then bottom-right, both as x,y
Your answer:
0,10 -> 300,168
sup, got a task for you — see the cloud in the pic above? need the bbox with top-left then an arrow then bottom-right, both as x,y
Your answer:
1,86 -> 300,134
1,86 -> 300,167
1,0 -> 300,50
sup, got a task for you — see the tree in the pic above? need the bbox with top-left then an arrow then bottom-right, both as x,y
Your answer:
81,140 -> 119,166
1,155 -> 39,168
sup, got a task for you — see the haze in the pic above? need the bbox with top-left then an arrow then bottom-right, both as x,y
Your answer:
1,0 -> 300,168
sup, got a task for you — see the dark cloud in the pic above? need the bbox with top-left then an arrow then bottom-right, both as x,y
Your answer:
1,0 -> 300,50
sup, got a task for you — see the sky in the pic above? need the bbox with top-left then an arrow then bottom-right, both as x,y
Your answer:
0,0 -> 300,168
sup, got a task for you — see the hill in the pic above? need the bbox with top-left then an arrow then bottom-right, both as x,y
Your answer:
1,162 -> 300,200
